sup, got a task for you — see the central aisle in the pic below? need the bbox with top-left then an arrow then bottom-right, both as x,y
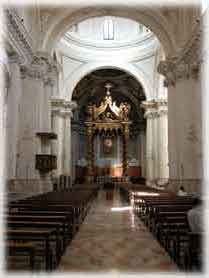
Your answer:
58,188 -> 178,273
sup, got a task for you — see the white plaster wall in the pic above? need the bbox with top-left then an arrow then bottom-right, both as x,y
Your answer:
56,115 -> 65,176
62,56 -> 84,81
140,131 -> 146,177
168,78 -> 202,180
0,64 -> 7,194
5,63 -> 22,179
133,55 -> 156,99
69,16 -> 146,42
202,8 -> 209,199
61,60 -> 153,100
17,77 -> 44,179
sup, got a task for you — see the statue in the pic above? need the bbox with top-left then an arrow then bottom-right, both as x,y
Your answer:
86,104 -> 93,121
119,102 -> 130,121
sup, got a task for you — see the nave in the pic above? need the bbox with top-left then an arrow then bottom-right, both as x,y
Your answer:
58,188 -> 178,272
5,182 -> 202,273
1,3 -> 206,277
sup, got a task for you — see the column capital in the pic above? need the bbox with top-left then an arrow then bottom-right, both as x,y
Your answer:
59,109 -> 73,118
20,55 -> 47,80
44,75 -> 55,87
156,99 -> 168,116
20,51 -> 61,81
155,99 -> 167,107
141,100 -> 158,119
52,107 -> 73,118
51,98 -> 77,118
141,100 -> 157,110
157,23 -> 201,87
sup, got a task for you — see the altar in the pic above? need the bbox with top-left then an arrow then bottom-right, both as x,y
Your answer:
85,83 -> 132,180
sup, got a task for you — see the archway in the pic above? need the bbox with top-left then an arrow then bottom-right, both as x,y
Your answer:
41,7 -> 176,57
70,68 -> 147,183
62,62 -> 152,101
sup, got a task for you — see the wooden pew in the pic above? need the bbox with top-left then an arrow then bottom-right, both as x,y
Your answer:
6,241 -> 35,271
6,185 -> 99,271
5,228 -> 57,270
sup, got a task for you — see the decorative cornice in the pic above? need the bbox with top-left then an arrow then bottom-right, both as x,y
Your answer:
4,8 -> 33,65
141,99 -> 168,119
141,100 -> 157,110
157,21 -> 201,86
44,75 -> 55,86
144,110 -> 159,119
20,52 -> 61,81
51,97 -> 64,106
59,109 -> 73,118
63,100 -> 78,111
20,65 -> 45,80
51,98 -> 77,117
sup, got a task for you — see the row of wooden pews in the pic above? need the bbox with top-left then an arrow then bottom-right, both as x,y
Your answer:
119,183 -> 202,271
5,183 -> 100,271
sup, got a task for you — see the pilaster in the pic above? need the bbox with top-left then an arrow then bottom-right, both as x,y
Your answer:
51,98 -> 77,180
157,22 -> 202,192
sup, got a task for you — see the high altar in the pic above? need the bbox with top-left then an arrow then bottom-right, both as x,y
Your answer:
85,84 -> 132,180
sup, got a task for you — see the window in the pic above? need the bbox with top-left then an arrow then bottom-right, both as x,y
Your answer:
103,17 -> 114,40
138,24 -> 143,33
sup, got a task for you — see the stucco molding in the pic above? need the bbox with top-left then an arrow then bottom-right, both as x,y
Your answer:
157,21 -> 201,86
4,8 -> 33,65
20,51 -> 61,81
51,98 -> 77,118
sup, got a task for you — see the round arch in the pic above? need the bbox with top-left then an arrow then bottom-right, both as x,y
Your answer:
41,6 -> 176,57
61,61 -> 152,101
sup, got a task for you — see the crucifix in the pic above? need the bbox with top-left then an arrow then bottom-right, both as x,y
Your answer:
105,83 -> 112,95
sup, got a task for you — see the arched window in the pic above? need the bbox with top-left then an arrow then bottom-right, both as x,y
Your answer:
138,24 -> 143,33
103,17 -> 114,40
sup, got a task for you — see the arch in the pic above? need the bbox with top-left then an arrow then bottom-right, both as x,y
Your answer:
41,7 -> 176,57
61,61 -> 152,101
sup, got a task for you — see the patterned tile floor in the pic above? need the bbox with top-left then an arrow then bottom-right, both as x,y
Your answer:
58,189 -> 179,273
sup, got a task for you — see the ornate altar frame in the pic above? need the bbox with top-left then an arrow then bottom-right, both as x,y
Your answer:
85,84 -> 131,178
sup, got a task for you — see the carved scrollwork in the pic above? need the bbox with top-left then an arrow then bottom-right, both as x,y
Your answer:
4,8 -> 33,64
87,84 -> 131,123
157,21 -> 201,86
119,102 -> 131,121
141,100 -> 168,119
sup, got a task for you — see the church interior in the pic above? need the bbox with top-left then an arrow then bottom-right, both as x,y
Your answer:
0,1 -> 207,275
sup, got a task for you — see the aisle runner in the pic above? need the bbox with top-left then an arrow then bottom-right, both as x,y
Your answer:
58,189 -> 178,272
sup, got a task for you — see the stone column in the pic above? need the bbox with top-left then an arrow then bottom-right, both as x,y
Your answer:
18,64 -> 45,180
0,54 -> 10,191
156,100 -> 169,184
139,130 -> 146,177
61,100 -> 77,187
86,124 -> 94,177
15,60 -> 54,193
71,125 -> 80,183
51,99 -> 65,176
157,27 -> 201,192
153,110 -> 159,181
5,60 -> 22,180
123,124 -> 129,176
51,108 -> 63,176
141,101 -> 157,185
62,110 -> 73,176
42,77 -> 54,132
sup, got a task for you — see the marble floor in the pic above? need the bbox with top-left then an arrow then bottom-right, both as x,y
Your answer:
58,188 -> 179,274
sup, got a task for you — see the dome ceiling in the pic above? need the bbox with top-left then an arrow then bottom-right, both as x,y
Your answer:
66,16 -> 152,46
